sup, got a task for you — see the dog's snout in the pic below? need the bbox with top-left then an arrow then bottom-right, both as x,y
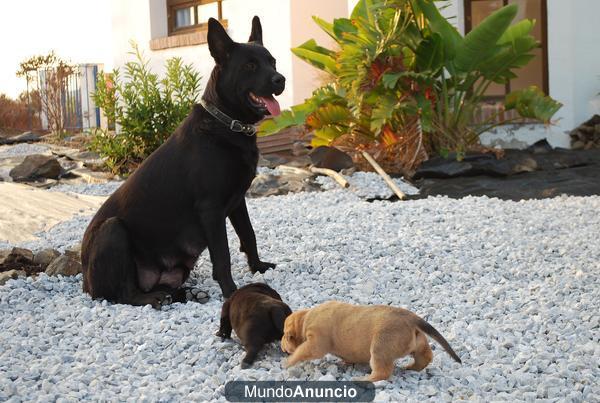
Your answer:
272,73 -> 285,92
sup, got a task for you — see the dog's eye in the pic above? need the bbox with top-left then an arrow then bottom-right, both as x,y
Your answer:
270,59 -> 276,68
244,62 -> 257,71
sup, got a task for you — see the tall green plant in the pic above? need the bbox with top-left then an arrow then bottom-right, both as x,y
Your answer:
260,0 -> 562,163
412,0 -> 561,155
91,43 -> 202,174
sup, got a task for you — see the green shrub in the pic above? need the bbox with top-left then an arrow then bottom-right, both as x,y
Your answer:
91,43 -> 202,174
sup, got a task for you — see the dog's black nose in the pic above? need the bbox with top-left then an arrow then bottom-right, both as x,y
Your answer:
272,73 -> 285,87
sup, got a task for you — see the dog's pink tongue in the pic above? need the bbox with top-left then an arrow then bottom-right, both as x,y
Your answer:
259,95 -> 281,116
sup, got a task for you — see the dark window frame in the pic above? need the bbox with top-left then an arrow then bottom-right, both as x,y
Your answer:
167,0 -> 224,36
464,0 -> 549,96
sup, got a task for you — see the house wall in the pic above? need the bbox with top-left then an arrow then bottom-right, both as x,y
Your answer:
109,0 -> 295,109
290,0 -> 349,104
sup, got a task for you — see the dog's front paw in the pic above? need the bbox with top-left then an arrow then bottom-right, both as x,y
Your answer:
249,260 -> 276,274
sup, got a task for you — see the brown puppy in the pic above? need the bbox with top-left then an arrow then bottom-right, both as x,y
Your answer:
217,283 -> 292,368
281,301 -> 461,381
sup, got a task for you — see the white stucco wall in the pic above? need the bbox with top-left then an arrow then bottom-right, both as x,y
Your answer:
110,0 -> 294,109
290,0 -> 349,104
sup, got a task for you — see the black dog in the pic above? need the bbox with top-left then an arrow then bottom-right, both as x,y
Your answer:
217,283 -> 292,368
81,17 -> 285,308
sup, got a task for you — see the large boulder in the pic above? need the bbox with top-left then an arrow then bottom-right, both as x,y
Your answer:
309,146 -> 354,171
9,155 -> 63,182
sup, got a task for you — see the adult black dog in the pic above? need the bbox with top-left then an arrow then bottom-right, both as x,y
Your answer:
81,17 -> 284,308
217,283 -> 292,368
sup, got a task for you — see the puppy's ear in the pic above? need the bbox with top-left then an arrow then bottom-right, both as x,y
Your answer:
271,304 -> 292,334
208,17 -> 234,64
248,16 -> 263,45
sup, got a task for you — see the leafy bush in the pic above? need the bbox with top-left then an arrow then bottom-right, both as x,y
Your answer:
91,43 -> 202,174
259,0 -> 561,169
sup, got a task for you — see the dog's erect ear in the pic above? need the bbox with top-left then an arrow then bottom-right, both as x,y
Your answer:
208,17 -> 234,64
248,16 -> 263,45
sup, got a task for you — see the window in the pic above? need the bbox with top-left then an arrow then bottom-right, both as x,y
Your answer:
167,0 -> 224,36
464,0 -> 548,123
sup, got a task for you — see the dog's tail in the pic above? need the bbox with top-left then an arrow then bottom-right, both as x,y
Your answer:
415,318 -> 462,363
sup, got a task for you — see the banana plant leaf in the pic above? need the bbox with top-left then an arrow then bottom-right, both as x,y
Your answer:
416,32 -> 444,73
291,40 -> 337,74
505,86 -> 562,123
312,16 -> 337,42
454,4 -> 518,72
412,0 -> 462,62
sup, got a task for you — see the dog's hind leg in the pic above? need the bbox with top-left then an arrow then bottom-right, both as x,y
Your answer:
405,332 -> 433,371
360,333 -> 403,382
83,217 -> 172,309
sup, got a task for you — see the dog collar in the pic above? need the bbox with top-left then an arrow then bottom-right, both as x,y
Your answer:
199,99 -> 257,136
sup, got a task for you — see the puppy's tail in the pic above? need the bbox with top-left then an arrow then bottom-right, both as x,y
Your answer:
415,318 -> 462,364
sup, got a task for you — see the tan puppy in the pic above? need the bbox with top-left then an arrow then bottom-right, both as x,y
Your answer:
281,301 -> 461,381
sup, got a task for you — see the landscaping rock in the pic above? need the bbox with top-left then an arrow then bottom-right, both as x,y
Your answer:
570,115 -> 600,150
0,131 -> 41,145
9,155 -> 63,182
4,247 -> 34,265
0,249 -> 10,265
0,269 -> 25,285
309,146 -> 354,171
247,172 -> 320,198
33,248 -> 61,269
291,141 -> 310,156
258,154 -> 290,168
45,255 -> 82,277
64,243 -> 82,263
412,147 -> 600,200
0,247 -> 45,277
53,149 -> 106,171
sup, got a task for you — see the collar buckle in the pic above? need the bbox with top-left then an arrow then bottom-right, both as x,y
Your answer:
229,120 -> 244,132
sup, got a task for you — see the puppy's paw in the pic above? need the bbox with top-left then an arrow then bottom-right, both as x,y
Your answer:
215,330 -> 231,340
249,260 -> 276,274
184,287 -> 210,304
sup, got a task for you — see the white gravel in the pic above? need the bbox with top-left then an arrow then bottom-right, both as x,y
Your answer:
316,171 -> 419,199
49,181 -> 124,197
0,143 -> 50,159
1,186 -> 599,401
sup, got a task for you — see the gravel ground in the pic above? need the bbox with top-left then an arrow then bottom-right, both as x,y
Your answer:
49,181 -> 124,197
0,143 -> 50,159
1,186 -> 599,401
